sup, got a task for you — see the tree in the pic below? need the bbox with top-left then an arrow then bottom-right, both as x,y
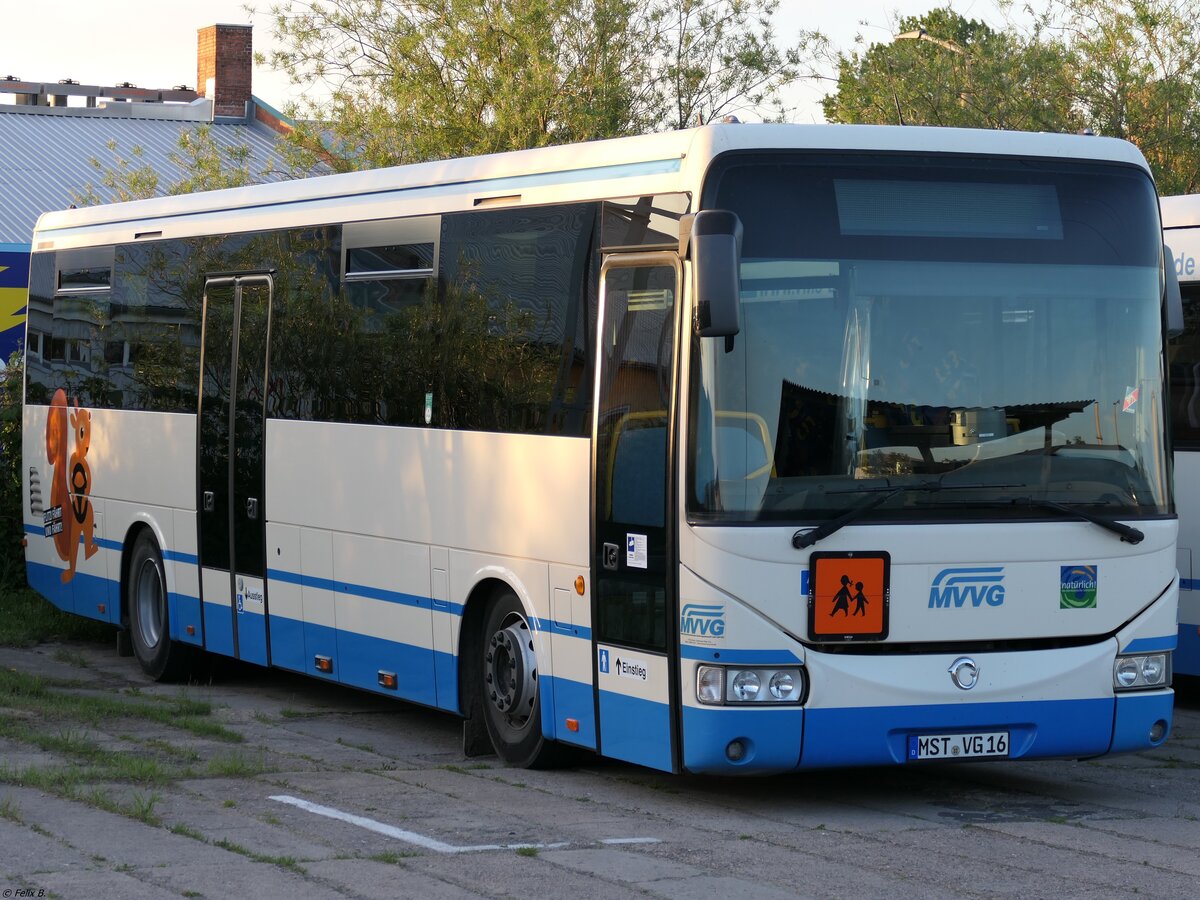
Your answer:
260,0 -> 808,170
820,2 -> 1200,194
1058,0 -> 1200,194
821,6 -> 1078,133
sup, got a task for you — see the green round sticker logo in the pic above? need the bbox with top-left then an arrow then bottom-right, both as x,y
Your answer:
1060,565 -> 1098,609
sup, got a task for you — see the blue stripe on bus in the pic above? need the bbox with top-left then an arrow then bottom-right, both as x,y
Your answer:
801,696 -> 1116,767
215,604 -> 461,709
263,614 -> 458,712
1109,690 -> 1173,753
1175,622 -> 1200,676
1181,578 -> 1199,591
25,523 -> 191,561
27,560 -> 200,634
680,646 -> 803,665
598,690 -> 674,772
202,600 -> 236,657
545,675 -> 597,750
681,705 -> 803,774
238,608 -> 270,667
535,618 -> 592,641
1120,635 -> 1178,653
169,592 -> 204,645
265,568 -> 434,611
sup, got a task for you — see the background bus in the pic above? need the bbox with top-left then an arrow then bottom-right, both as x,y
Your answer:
1162,193 -> 1200,677
23,124 -> 1178,774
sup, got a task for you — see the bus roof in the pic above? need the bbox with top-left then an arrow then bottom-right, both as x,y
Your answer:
33,123 -> 1152,248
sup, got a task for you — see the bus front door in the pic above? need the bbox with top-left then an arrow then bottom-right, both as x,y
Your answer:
592,254 -> 682,773
198,274 -> 273,666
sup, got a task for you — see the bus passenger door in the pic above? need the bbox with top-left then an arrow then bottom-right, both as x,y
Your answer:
592,254 -> 681,773
198,274 -> 273,666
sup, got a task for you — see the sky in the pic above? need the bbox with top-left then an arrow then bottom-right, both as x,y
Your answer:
0,1 -> 1020,124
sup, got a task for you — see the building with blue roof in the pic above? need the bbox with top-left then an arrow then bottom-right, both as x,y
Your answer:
0,24 -> 306,364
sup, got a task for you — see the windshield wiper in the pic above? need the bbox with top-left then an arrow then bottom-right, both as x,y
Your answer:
792,488 -> 903,549
1011,497 -> 1144,544
791,481 -> 1019,550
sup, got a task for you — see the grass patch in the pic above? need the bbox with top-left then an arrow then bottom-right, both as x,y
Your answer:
515,846 -> 539,857
0,667 -> 259,828
0,586 -> 113,648
52,647 -> 90,668
279,707 -> 309,719
0,668 -> 242,744
206,749 -> 271,778
141,738 -> 201,763
0,795 -> 22,822
0,775 -> 163,826
170,822 -> 207,841
336,737 -> 375,753
213,837 -> 305,872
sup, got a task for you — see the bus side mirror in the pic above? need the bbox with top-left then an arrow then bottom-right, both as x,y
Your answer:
1165,244 -> 1184,338
682,210 -> 742,338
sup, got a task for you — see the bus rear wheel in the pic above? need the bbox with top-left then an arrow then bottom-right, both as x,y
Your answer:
479,589 -> 558,768
126,531 -> 192,682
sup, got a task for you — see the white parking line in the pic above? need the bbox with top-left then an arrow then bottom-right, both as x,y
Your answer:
270,794 -> 662,853
269,794 -> 571,854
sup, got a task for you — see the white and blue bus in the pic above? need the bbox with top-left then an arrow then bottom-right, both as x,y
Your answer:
1161,194 -> 1200,676
22,124 -> 1180,773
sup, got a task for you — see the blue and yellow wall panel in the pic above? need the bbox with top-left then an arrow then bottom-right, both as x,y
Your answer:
0,244 -> 30,364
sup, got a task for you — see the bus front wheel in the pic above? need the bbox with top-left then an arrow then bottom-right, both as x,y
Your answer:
479,589 -> 557,768
126,531 -> 191,682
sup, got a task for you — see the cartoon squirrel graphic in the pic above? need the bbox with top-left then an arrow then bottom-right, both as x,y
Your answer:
45,389 -> 99,583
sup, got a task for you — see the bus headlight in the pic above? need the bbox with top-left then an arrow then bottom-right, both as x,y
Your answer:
1113,652 -> 1171,691
769,670 -> 795,700
731,670 -> 760,701
697,666 -> 724,704
695,665 -> 806,705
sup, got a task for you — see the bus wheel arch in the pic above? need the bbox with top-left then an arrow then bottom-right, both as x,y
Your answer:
121,525 -> 191,682
460,579 -> 561,768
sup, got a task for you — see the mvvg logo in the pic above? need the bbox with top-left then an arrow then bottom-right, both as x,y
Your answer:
681,603 -> 726,639
929,567 -> 1005,609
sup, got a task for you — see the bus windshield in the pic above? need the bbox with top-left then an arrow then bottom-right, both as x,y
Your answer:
690,154 -> 1170,523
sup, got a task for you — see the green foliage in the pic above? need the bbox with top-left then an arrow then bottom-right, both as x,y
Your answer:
0,352 -> 27,589
821,1 -> 1200,193
263,0 -> 808,169
1061,0 -> 1200,194
821,6 -> 1077,131
72,123 -> 319,206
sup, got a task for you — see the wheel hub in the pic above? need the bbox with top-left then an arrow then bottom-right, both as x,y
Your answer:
484,618 -> 537,724
135,558 -> 165,649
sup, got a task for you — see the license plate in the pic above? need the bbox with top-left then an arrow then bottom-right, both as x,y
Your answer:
908,731 -> 1009,761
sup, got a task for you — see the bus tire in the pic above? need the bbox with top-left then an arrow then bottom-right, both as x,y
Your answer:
127,531 -> 191,682
479,588 -> 560,768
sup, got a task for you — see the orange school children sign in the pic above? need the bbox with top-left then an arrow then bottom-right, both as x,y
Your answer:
808,551 -> 890,642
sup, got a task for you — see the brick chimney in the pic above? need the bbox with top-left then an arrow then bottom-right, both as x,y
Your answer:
197,24 -> 252,118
